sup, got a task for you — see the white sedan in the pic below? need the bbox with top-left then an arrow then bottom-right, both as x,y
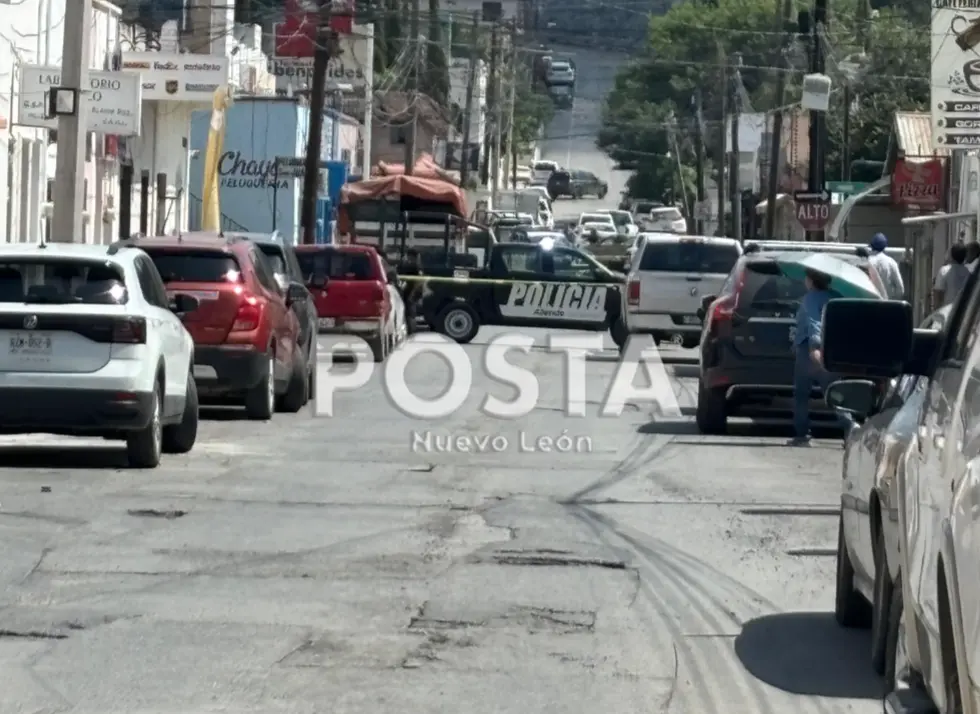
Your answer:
577,221 -> 619,244
599,209 -> 639,236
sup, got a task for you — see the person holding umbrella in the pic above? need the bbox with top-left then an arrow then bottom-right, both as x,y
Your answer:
789,267 -> 852,446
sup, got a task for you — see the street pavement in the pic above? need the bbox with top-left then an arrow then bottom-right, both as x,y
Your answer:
0,326 -> 881,714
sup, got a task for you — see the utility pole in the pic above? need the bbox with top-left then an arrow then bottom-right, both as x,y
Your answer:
693,89 -> 706,235
404,0 -> 421,175
50,0 -> 92,241
730,53 -> 743,243
808,0 -> 828,240
507,23 -> 518,189
715,52 -> 727,237
459,12 -> 479,188
765,0 -> 793,239
300,0 -> 335,245
481,23 -> 499,187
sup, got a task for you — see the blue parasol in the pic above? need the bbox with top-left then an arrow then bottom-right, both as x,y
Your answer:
773,252 -> 883,299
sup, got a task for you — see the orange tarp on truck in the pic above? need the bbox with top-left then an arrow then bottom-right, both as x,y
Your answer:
338,174 -> 468,234
371,153 -> 459,183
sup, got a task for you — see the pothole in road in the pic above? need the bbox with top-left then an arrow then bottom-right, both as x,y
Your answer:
127,508 -> 187,519
476,548 -> 626,569
410,605 -> 596,634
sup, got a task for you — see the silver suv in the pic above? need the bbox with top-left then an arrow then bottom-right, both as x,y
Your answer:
622,234 -> 741,347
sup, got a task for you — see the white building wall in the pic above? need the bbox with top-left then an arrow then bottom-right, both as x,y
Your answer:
118,18 -> 272,239
335,119 -> 362,176
448,57 -> 487,144
0,0 -> 121,243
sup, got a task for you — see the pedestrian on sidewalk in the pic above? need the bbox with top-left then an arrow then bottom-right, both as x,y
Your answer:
867,233 -> 905,299
789,268 -> 853,447
934,242 -> 971,308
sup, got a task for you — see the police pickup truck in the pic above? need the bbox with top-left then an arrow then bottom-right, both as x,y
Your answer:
411,238 -> 626,344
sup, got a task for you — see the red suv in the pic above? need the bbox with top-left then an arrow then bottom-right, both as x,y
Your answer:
131,233 -> 308,420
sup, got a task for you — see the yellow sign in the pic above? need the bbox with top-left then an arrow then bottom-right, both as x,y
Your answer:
201,86 -> 233,232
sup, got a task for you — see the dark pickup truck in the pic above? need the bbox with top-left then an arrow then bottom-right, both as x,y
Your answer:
414,240 -> 626,344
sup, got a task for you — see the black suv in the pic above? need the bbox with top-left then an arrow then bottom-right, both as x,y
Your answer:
695,250 -> 880,434
229,231 -> 318,380
547,170 -> 608,200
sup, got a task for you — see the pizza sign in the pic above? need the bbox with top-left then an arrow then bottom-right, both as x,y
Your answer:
892,158 -> 944,210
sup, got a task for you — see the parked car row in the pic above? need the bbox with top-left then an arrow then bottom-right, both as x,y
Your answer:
0,233 -> 408,470
823,280 -> 980,714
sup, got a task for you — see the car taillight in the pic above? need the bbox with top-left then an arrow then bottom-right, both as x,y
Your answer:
707,270 -> 746,332
627,279 -> 640,306
112,318 -> 146,344
231,295 -> 261,332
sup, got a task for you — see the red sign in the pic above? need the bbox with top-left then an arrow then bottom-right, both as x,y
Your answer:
795,199 -> 831,231
892,158 -> 944,210
274,0 -> 354,58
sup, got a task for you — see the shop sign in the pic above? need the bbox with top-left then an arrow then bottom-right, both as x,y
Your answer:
17,66 -> 142,134
119,52 -> 229,102
892,157 -> 944,210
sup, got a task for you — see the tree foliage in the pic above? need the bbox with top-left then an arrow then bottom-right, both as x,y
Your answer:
600,0 -> 928,200
512,70 -> 555,154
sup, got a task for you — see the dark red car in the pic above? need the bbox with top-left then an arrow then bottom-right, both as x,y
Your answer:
131,233 -> 308,419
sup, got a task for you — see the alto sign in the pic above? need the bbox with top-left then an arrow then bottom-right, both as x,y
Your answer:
793,189 -> 832,232
17,65 -> 142,135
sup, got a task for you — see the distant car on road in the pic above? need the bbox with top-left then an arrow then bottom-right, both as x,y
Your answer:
548,169 -> 608,200
531,159 -> 561,186
545,59 -> 576,85
598,209 -> 639,237
644,206 -> 687,233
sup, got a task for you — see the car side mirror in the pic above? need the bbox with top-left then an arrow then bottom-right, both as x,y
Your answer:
823,299 -> 914,377
311,275 -> 328,289
826,379 -> 878,419
169,293 -> 199,315
286,283 -> 307,306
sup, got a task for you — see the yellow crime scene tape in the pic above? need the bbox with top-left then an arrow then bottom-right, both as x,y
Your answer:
397,273 -> 623,288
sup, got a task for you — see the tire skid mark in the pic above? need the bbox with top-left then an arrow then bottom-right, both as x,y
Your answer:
564,433 -> 675,504
612,518 -> 779,614
570,506 -> 755,714
578,506 -> 839,714
574,506 -> 783,714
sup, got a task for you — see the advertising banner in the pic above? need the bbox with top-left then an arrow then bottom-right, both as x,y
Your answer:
931,0 -> 980,149
119,52 -> 230,102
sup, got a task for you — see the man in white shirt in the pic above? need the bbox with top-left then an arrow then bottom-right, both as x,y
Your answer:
868,233 -> 905,299
935,242 -> 972,307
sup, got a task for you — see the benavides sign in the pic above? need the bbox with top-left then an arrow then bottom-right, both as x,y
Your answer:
892,157 -> 944,211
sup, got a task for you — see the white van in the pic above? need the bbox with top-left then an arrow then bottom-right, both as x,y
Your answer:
531,160 -> 560,186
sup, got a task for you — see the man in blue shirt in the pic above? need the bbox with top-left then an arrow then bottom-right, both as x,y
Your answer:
790,268 -> 851,445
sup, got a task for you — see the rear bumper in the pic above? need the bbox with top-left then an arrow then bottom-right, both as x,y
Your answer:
0,388 -> 154,434
625,309 -> 702,335
702,362 -> 838,417
317,317 -> 382,338
193,346 -> 266,394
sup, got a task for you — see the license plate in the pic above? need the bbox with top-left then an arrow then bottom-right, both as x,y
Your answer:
788,326 -> 797,343
318,318 -> 336,328
682,315 -> 700,325
9,332 -> 53,355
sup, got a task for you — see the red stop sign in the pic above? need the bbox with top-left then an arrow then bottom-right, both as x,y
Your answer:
795,199 -> 831,231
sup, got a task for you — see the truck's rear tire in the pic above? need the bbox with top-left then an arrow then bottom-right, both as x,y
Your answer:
436,304 -> 480,344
